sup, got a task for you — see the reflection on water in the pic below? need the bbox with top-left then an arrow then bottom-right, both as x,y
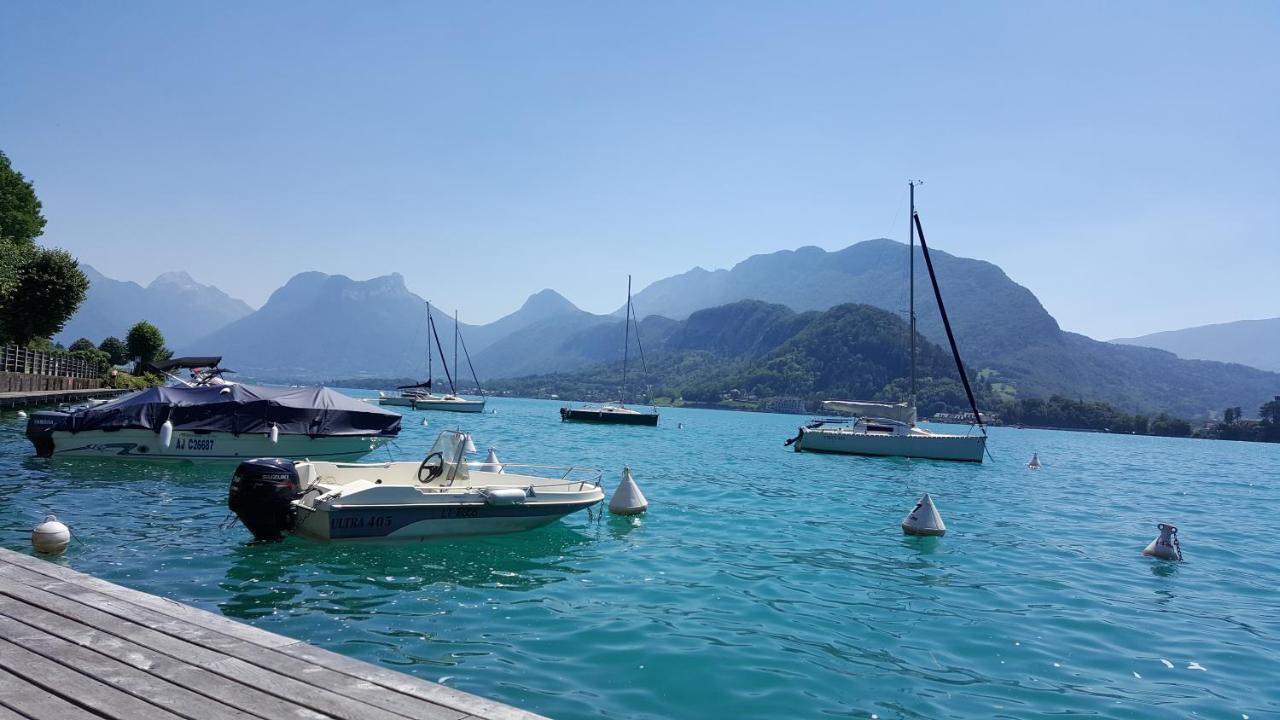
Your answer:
2,398 -> 1278,720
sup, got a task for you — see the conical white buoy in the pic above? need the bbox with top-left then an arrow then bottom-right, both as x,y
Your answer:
463,433 -> 478,454
32,515 -> 71,555
1028,452 -> 1041,470
17,410 -> 27,419
902,493 -> 946,536
477,447 -> 503,473
1143,523 -> 1182,561
159,419 -> 174,448
421,417 -> 429,427
609,466 -> 648,515
269,423 -> 279,444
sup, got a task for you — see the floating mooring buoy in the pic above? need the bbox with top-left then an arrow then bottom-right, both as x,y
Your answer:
32,515 -> 71,555
1143,523 -> 1182,561
1028,452 -> 1041,470
902,493 -> 946,536
17,410 -> 27,419
477,447 -> 503,473
609,466 -> 648,515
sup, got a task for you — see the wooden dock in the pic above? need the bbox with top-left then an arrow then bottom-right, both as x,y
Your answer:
0,547 -> 546,720
0,388 -> 129,409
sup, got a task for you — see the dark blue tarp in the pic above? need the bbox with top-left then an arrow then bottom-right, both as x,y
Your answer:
45,384 -> 401,437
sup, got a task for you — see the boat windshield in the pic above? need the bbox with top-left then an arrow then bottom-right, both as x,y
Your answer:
428,430 -> 472,484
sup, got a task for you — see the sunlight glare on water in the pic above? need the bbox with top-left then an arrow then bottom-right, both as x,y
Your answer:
2,394 -> 1277,719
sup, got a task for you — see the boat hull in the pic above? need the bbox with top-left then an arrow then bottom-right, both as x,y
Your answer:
560,408 -> 658,426
795,427 -> 985,463
28,427 -> 390,462
377,396 -> 416,407
294,498 -> 601,541
413,398 -> 486,413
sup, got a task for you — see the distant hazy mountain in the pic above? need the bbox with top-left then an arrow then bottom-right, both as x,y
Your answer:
56,265 -> 253,348
1112,318 -> 1280,372
181,273 -> 603,381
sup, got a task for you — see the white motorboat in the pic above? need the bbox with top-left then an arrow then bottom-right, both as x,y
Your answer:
788,184 -> 988,463
228,430 -> 604,542
26,365 -> 401,461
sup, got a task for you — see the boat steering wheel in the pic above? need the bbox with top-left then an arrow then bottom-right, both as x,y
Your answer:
417,452 -> 445,483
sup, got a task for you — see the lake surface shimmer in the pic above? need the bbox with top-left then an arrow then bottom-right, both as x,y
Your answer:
2,396 -> 1277,719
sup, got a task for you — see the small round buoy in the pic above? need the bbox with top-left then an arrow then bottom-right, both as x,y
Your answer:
1143,523 -> 1182,561
32,515 -> 71,555
159,419 -> 174,448
902,493 -> 946,536
1028,452 -> 1041,470
477,447 -> 503,473
17,410 -> 27,419
269,423 -> 279,444
609,465 -> 648,515
677,422 -> 684,429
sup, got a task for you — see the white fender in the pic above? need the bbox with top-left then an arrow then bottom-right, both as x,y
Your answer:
902,493 -> 946,536
1143,523 -> 1182,561
609,465 -> 648,515
159,419 -> 174,448
269,423 -> 279,444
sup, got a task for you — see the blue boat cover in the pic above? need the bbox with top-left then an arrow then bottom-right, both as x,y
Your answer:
45,384 -> 401,437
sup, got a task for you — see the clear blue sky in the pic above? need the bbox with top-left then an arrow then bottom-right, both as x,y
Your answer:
2,1 -> 1276,338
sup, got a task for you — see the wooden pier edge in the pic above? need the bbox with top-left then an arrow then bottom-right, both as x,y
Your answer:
0,547 -> 550,720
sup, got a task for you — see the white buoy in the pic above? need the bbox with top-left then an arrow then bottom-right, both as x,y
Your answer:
421,417 -> 429,427
269,423 -> 279,444
477,447 -> 503,473
902,493 -> 946,536
17,410 -> 27,419
609,465 -> 648,515
1143,523 -> 1182,561
159,419 -> 174,448
1028,452 -> 1041,470
32,515 -> 71,555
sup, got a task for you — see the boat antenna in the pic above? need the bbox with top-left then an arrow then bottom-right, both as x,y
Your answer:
429,305 -> 456,394
912,209 -> 986,435
621,275 -> 632,404
909,180 -> 918,411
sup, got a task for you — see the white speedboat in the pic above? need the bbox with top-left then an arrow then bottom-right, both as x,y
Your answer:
228,430 -> 604,542
27,382 -> 401,462
787,184 -> 989,463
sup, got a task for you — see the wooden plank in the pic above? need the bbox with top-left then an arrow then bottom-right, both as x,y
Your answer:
0,637 -> 186,720
0,554 -> 529,719
0,667 -> 106,720
0,615 -> 256,720
0,567 -> 463,720
0,600 -> 323,720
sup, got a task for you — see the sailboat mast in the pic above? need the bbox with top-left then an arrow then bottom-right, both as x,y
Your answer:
909,181 -> 917,406
426,301 -> 433,388
622,275 -> 632,403
453,309 -> 459,393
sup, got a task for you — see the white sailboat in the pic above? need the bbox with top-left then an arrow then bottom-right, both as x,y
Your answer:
788,183 -> 988,463
379,302 -> 486,413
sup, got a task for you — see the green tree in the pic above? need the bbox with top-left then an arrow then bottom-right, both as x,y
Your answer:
126,321 -> 168,368
1223,406 -> 1241,425
0,245 -> 90,344
0,151 -> 46,244
99,336 -> 128,365
68,337 -> 96,352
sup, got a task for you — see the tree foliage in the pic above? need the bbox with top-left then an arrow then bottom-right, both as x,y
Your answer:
68,337 -> 96,352
99,336 -> 128,365
0,244 -> 90,344
0,150 -> 46,244
126,321 -> 168,367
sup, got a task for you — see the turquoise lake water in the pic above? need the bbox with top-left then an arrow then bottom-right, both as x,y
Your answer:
2,395 -> 1278,719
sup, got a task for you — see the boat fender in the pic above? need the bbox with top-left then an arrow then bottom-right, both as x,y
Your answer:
159,420 -> 174,448
902,493 -> 946,537
1143,523 -> 1182,561
32,515 -> 71,554
1028,452 -> 1041,470
484,488 -> 527,505
269,424 -> 279,444
609,465 -> 648,515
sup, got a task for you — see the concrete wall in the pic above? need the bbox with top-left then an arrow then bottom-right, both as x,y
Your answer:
0,372 -> 102,393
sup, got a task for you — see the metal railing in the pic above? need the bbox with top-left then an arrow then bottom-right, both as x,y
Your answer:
1,344 -> 98,379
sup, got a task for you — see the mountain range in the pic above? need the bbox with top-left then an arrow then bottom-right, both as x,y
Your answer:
1113,318 -> 1280,373
61,242 -> 1280,419
56,265 -> 253,348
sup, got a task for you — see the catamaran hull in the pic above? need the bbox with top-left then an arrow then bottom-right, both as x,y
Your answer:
560,408 -> 658,425
794,428 -> 985,463
28,427 -> 390,462
414,398 -> 486,413
294,498 -> 601,541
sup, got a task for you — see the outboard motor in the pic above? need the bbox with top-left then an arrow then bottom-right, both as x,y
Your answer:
228,458 -> 302,542
24,411 -> 62,458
